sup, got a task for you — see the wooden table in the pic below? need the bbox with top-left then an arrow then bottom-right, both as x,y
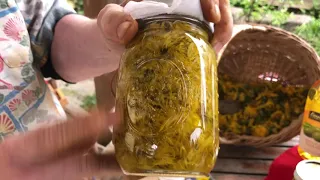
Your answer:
211,136 -> 299,180
95,136 -> 299,180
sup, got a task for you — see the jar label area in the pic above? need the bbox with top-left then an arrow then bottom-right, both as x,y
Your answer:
299,83 -> 320,156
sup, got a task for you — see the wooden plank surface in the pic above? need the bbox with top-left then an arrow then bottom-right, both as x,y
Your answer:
218,145 -> 288,160
213,159 -> 272,175
212,173 -> 265,180
211,136 -> 299,179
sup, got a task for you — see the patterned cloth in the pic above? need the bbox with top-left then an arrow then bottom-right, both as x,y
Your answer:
0,0 -> 75,142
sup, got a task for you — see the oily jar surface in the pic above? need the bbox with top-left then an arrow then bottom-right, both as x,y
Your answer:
113,19 -> 219,176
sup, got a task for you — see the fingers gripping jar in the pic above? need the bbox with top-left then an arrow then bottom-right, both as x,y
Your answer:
113,2 -> 219,177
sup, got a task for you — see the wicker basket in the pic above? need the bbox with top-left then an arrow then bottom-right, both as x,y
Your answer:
218,24 -> 320,147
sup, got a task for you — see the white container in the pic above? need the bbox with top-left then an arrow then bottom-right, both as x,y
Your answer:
294,160 -> 320,180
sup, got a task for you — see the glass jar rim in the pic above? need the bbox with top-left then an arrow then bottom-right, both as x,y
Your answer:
136,14 -> 213,41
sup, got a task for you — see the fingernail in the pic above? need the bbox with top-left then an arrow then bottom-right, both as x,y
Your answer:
211,4 -> 220,16
117,21 -> 132,40
215,4 -> 220,13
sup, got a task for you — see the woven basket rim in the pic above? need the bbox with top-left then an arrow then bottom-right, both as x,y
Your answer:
217,23 -> 320,61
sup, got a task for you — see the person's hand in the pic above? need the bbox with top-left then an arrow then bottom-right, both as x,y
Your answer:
97,2 -> 139,45
0,111 -> 121,180
201,0 -> 233,52
96,0 -> 233,52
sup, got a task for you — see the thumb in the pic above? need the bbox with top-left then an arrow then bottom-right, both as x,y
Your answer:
97,4 -> 138,44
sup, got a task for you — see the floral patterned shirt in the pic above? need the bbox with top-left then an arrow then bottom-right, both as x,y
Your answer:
0,0 -> 75,142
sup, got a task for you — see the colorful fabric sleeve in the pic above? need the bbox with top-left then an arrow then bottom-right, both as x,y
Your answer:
18,0 -> 76,82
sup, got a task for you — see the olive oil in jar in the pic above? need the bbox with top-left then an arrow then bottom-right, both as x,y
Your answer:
298,80 -> 320,160
113,15 -> 219,177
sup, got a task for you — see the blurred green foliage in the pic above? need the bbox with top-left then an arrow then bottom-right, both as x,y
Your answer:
295,19 -> 320,55
67,0 -> 84,15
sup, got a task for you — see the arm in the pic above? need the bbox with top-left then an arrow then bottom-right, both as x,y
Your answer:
51,5 -> 138,83
51,15 -> 120,83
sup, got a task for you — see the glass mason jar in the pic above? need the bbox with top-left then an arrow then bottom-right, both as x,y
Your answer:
113,14 -> 219,177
